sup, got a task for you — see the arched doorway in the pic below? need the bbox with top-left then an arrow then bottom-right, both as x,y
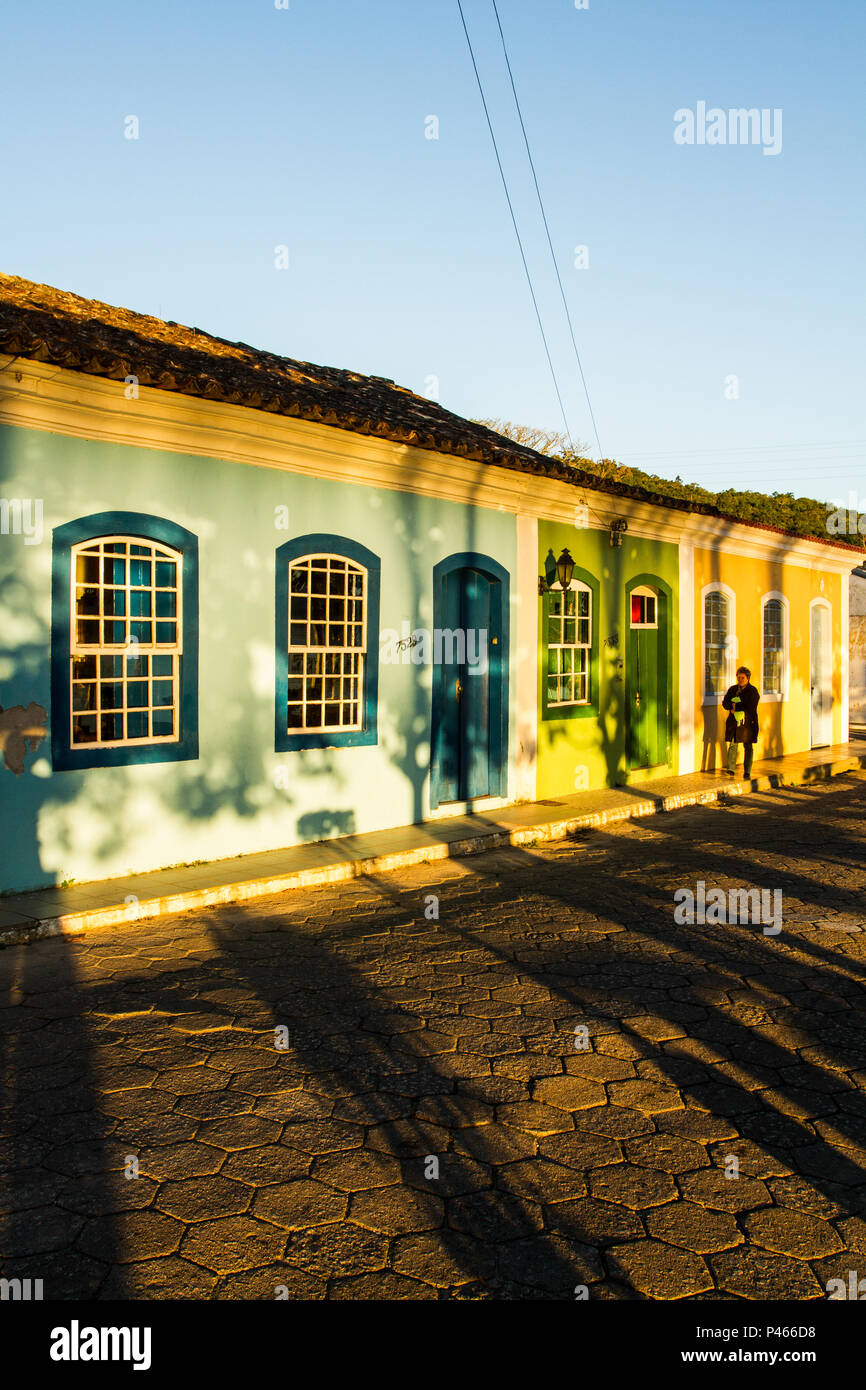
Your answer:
430,552 -> 509,807
626,576 -> 672,771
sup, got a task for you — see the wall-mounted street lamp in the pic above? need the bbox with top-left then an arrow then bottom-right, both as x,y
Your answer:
538,547 -> 576,596
609,518 -> 628,547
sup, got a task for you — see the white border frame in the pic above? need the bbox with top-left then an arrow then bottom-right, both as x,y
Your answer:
760,590 -> 789,703
629,584 -> 659,629
547,577 -> 592,708
701,581 -> 737,705
809,596 -> 833,748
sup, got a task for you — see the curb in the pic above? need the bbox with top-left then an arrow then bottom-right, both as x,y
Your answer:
2,752 -> 864,947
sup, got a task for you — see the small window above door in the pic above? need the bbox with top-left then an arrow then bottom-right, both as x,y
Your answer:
630,586 -> 658,628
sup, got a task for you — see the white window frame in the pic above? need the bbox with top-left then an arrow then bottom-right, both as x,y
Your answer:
630,584 -> 659,629
546,578 -> 592,708
69,535 -> 182,749
701,581 -> 737,705
287,553 -> 367,734
761,591 -> 789,702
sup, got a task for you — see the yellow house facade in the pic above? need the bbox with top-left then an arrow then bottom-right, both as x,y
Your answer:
686,530 -> 850,773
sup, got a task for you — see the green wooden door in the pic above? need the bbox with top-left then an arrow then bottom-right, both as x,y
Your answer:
626,587 -> 670,769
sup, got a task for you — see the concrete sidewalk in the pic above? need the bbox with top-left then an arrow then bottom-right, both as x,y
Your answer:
2,741 -> 865,946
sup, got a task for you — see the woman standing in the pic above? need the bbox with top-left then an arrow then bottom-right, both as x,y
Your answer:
722,666 -> 760,777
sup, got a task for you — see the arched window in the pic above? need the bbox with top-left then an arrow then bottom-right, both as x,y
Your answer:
52,512 -> 199,770
703,586 -> 735,698
276,535 -> 380,750
630,584 -> 658,628
762,594 -> 787,699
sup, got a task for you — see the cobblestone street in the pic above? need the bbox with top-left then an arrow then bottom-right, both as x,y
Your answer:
2,774 -> 866,1301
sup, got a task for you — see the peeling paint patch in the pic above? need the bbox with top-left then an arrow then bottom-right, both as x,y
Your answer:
0,703 -> 47,775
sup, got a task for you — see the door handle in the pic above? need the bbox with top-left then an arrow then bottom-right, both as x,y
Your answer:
456,679 -> 463,701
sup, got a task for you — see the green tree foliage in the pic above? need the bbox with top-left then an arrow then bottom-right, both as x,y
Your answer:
476,419 -> 864,549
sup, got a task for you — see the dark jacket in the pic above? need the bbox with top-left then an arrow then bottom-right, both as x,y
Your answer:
722,682 -> 759,744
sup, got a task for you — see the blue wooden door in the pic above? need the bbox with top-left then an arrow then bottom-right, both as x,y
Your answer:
437,566 -> 496,802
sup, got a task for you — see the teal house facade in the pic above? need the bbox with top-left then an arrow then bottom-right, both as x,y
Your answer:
0,277 -> 536,894
1,276 -> 860,896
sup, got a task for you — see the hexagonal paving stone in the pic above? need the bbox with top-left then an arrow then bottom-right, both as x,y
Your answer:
743,1207 -> 844,1259
0,1205 -> 85,1258
607,1080 -> 685,1115
565,1054 -> 635,1083
252,1179 -> 347,1229
180,1215 -> 287,1273
349,1186 -> 444,1235
532,1075 -> 607,1112
448,1191 -> 543,1242
365,1120 -> 450,1158
99,1084 -> 187,1117
57,1173 -> 159,1216
414,1095 -> 493,1128
795,1143 -> 866,1185
538,1131 -> 623,1171
78,1209 -> 184,1263
283,1223 -> 388,1279
197,1115 -> 283,1152
221,1144 -> 310,1186
622,1016 -> 687,1043
710,1246 -> 823,1300
99,1255 -> 218,1300
155,1175 -> 252,1222
276,1120 -> 364,1156
216,1263 -> 326,1300
706,1138 -> 794,1179
656,1108 -> 739,1144
156,1066 -> 230,1096
573,1106 -> 655,1139
677,1168 -> 771,1213
254,1092 -> 333,1123
391,1231 -> 496,1288
310,1149 -> 402,1192
497,1234 -> 603,1293
402,1154 -> 494,1198
588,1164 -> 677,1211
645,1201 -> 743,1254
606,1239 -> 713,1299
496,1158 -> 585,1205
625,1133 -> 711,1174
113,1114 -> 199,1148
496,1103 -> 574,1137
491,1055 -> 562,1081
329,1270 -> 438,1299
451,1123 -> 536,1165
138,1143 -> 225,1181
0,1247 -> 106,1299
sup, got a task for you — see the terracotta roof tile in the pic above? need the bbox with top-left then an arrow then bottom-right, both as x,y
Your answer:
0,273 -> 861,555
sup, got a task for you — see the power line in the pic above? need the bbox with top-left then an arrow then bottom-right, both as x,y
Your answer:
490,0 -> 605,466
456,0 -> 575,449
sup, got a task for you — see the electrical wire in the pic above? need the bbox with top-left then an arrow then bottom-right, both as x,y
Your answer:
490,0 -> 605,466
456,0 -> 575,448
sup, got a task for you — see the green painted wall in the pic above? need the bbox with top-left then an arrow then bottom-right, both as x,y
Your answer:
0,423 -> 518,893
537,521 -> 679,797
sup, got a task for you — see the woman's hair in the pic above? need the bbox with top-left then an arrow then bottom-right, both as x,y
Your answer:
737,666 -> 751,678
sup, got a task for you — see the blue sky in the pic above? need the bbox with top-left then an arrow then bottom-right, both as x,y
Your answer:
3,0 -> 864,500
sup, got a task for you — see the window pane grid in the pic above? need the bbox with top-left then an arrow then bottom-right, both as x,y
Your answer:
704,592 -> 729,694
69,538 -> 181,748
763,599 -> 784,694
547,584 -> 591,706
288,555 -> 366,731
